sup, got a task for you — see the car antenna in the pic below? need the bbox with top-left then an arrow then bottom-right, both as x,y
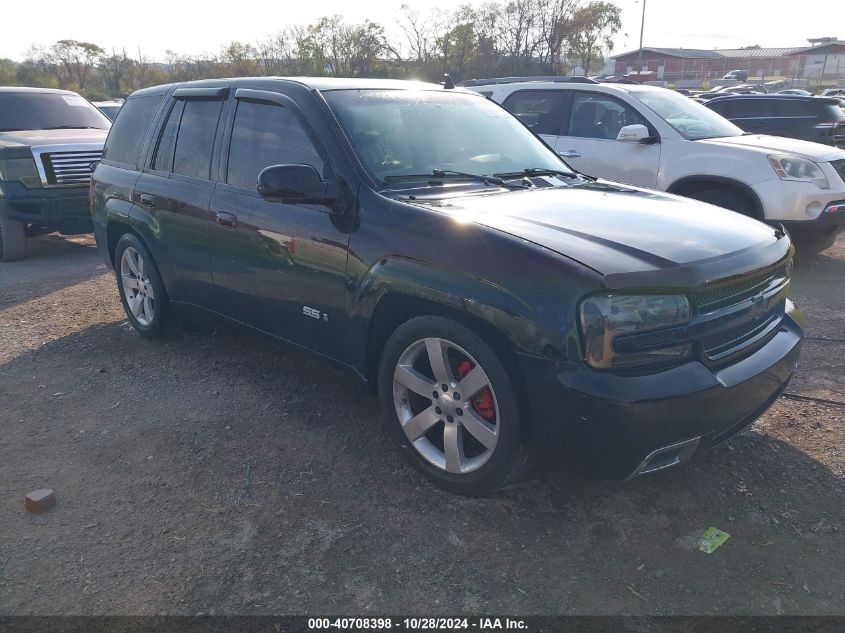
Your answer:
443,74 -> 455,90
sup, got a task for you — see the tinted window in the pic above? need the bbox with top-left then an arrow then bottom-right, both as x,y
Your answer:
568,92 -> 649,140
772,100 -> 817,118
226,100 -> 323,189
152,100 -> 184,172
172,99 -> 224,180
502,91 -> 565,135
716,99 -> 771,118
103,95 -> 163,166
0,91 -> 111,132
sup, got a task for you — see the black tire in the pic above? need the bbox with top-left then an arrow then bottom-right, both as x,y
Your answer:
377,315 -> 527,496
686,188 -> 757,218
114,233 -> 171,338
0,214 -> 27,262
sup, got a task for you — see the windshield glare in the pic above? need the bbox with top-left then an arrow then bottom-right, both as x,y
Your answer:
632,90 -> 743,140
323,89 -> 572,185
0,92 -> 111,132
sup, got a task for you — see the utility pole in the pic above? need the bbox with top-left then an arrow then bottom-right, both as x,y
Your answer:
637,0 -> 647,75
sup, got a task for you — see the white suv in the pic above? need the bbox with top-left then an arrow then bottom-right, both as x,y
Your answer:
466,78 -> 845,251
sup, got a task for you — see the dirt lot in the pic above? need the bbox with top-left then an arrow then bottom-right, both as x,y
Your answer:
1,232 -> 843,616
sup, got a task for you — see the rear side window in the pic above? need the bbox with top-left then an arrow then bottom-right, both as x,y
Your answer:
772,100 -> 817,118
226,100 -> 323,189
713,99 -> 773,119
102,95 -> 163,166
502,91 -> 565,135
152,100 -> 184,172
172,99 -> 224,179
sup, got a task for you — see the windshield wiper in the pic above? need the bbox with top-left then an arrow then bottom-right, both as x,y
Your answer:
42,126 -> 104,130
384,169 -> 528,189
493,167 -> 579,179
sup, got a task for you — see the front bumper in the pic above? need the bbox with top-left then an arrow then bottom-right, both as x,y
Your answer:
753,175 -> 845,226
0,181 -> 92,234
519,302 -> 804,479
781,200 -> 845,249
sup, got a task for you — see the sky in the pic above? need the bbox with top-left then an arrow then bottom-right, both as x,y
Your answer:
3,0 -> 837,62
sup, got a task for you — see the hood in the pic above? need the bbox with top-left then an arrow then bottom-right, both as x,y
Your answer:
0,128 -> 108,148
410,182 -> 789,286
698,134 -> 845,162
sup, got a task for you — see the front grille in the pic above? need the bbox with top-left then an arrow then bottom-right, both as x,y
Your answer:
692,262 -> 790,362
702,306 -> 782,360
831,159 -> 845,184
692,269 -> 776,314
41,149 -> 102,186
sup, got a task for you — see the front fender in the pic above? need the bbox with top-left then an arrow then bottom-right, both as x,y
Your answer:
346,254 -> 586,376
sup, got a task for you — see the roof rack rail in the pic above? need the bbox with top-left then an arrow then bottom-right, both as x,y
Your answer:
457,76 -> 598,87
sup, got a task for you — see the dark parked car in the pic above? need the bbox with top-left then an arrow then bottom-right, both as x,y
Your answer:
91,78 -> 803,494
705,94 -> 845,147
0,87 -> 110,260
93,100 -> 124,121
723,70 -> 749,83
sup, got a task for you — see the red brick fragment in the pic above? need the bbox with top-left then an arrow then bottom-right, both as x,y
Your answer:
25,489 -> 56,514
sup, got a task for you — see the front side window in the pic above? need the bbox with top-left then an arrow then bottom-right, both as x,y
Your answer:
226,100 -> 324,189
633,89 -> 744,140
103,95 -> 163,166
503,90 -> 565,135
567,92 -> 649,140
0,91 -> 111,132
172,99 -> 224,180
323,89 -> 571,184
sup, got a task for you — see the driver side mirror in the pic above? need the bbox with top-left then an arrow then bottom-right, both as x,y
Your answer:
616,124 -> 652,143
257,164 -> 343,212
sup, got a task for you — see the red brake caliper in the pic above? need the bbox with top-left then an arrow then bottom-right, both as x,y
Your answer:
456,360 -> 495,421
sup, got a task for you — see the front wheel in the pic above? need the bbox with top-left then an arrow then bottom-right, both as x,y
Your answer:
686,188 -> 756,218
378,316 -> 527,496
0,215 -> 27,262
114,233 -> 171,338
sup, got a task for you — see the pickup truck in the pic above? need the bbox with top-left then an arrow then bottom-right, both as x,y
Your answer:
0,87 -> 110,261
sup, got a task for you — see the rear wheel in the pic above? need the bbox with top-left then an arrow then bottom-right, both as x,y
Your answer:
686,188 -> 757,218
378,316 -> 526,496
0,215 -> 27,262
114,233 -> 171,338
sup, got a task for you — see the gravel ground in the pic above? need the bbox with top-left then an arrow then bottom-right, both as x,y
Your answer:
0,232 -> 843,615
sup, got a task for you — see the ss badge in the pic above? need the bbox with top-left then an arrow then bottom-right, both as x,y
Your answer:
303,306 -> 328,322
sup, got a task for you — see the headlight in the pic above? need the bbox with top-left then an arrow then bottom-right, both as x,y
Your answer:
768,154 -> 829,189
0,157 -> 42,188
579,294 -> 692,369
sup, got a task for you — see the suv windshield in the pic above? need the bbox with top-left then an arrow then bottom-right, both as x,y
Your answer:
632,89 -> 743,140
0,92 -> 111,132
323,89 -> 573,185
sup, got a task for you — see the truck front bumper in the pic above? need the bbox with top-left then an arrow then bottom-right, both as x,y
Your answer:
0,182 -> 92,235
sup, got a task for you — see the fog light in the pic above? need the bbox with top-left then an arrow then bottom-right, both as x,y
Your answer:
806,201 -> 822,217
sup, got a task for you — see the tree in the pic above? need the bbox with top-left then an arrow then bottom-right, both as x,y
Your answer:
99,48 -> 133,96
44,40 -> 105,89
566,1 -> 622,74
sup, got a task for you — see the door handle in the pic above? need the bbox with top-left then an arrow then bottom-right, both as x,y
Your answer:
215,211 -> 238,229
139,193 -> 156,207
558,150 -> 582,158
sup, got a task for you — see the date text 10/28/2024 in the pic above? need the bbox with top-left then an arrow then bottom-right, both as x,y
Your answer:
306,618 -> 528,630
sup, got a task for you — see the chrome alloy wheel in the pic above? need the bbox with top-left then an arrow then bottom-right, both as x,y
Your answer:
120,246 -> 155,327
392,337 -> 500,474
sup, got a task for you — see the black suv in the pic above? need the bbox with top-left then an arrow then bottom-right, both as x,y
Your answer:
0,87 -> 111,260
706,94 -> 845,147
91,78 -> 804,495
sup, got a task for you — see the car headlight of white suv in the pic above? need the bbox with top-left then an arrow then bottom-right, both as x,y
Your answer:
768,154 -> 829,189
